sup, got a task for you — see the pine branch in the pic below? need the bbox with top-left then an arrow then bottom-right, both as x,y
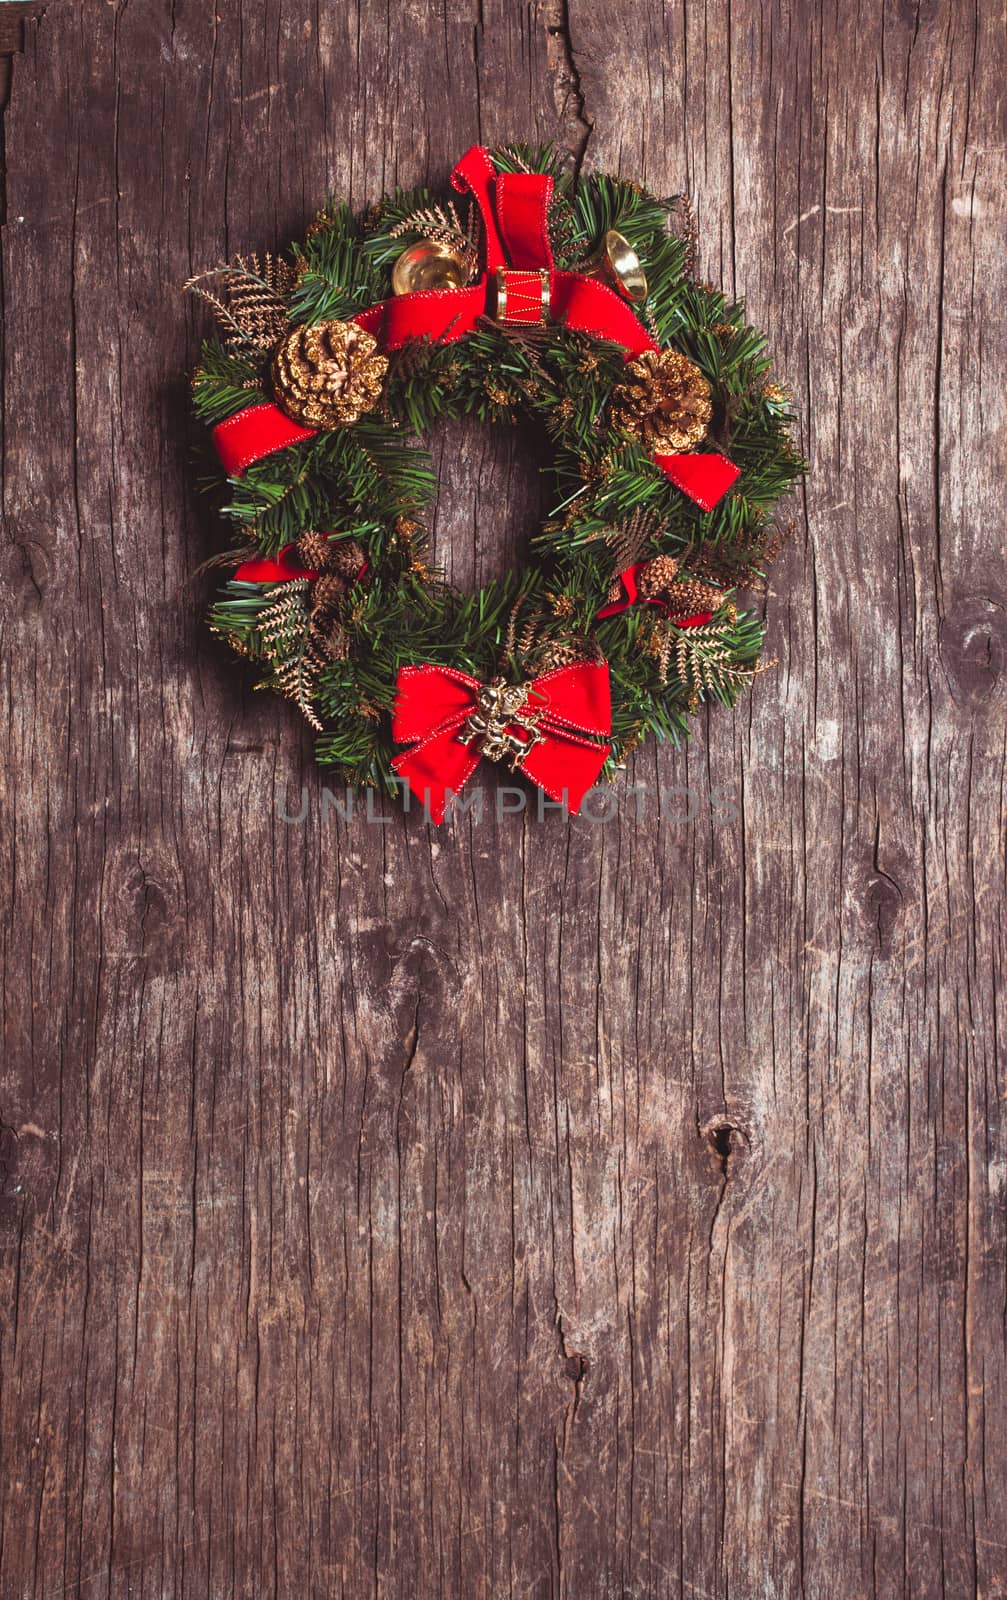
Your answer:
190,340 -> 266,423
288,204 -> 383,324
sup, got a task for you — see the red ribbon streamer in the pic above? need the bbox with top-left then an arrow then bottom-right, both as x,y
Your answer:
653,451 -> 740,513
231,537 -> 367,586
232,545 -> 315,583
211,147 -> 740,513
596,563 -> 713,625
392,660 -> 612,823
212,401 -> 316,477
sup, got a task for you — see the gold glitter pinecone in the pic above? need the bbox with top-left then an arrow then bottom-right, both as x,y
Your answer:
664,577 -> 724,617
272,319 -> 387,429
611,348 -> 712,454
637,554 -> 680,597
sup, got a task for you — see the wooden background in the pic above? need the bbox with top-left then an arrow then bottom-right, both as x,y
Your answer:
1,2 -> 1004,1596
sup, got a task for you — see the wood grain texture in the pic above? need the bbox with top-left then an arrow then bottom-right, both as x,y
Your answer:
1,2 -> 1004,1596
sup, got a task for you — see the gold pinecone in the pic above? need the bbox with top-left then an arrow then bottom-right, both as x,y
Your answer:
272,319 -> 387,429
611,348 -> 712,454
664,578 -> 724,617
296,529 -> 332,570
637,553 -> 680,597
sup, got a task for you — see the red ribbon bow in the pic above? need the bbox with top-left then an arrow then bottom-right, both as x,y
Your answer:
212,147 -> 739,515
392,660 -> 612,823
354,145 -> 659,356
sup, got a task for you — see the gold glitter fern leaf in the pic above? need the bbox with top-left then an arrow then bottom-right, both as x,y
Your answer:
185,254 -> 298,351
672,621 -> 772,699
265,645 -> 326,732
389,201 -> 478,275
254,580 -> 326,731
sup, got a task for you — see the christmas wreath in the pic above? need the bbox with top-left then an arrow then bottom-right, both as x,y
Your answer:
188,143 -> 802,821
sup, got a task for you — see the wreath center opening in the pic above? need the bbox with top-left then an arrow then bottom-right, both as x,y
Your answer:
426,415 -> 554,590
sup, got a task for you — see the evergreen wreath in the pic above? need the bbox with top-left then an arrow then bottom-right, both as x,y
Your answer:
188,142 -> 803,821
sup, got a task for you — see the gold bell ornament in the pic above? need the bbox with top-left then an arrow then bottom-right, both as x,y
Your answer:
587,229 -> 648,304
391,239 -> 472,295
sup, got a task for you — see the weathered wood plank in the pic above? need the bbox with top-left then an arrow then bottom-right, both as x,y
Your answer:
0,4 -> 46,56
0,2 -> 1003,1597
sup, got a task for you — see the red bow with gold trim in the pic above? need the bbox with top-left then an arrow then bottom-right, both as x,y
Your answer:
391,660 -> 612,823
212,147 -> 739,514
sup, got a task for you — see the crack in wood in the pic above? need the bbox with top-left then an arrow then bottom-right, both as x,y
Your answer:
543,0 -> 594,173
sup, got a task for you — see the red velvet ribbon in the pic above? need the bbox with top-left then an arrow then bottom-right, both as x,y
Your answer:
596,563 -> 713,625
211,147 -> 740,514
651,452 -> 740,513
392,660 -> 612,823
212,402 -> 316,478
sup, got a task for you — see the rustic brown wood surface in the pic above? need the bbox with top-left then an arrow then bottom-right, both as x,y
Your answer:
1,2 -> 1004,1596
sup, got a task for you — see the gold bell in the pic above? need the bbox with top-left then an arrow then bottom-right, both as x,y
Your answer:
588,229 -> 648,304
391,239 -> 471,295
